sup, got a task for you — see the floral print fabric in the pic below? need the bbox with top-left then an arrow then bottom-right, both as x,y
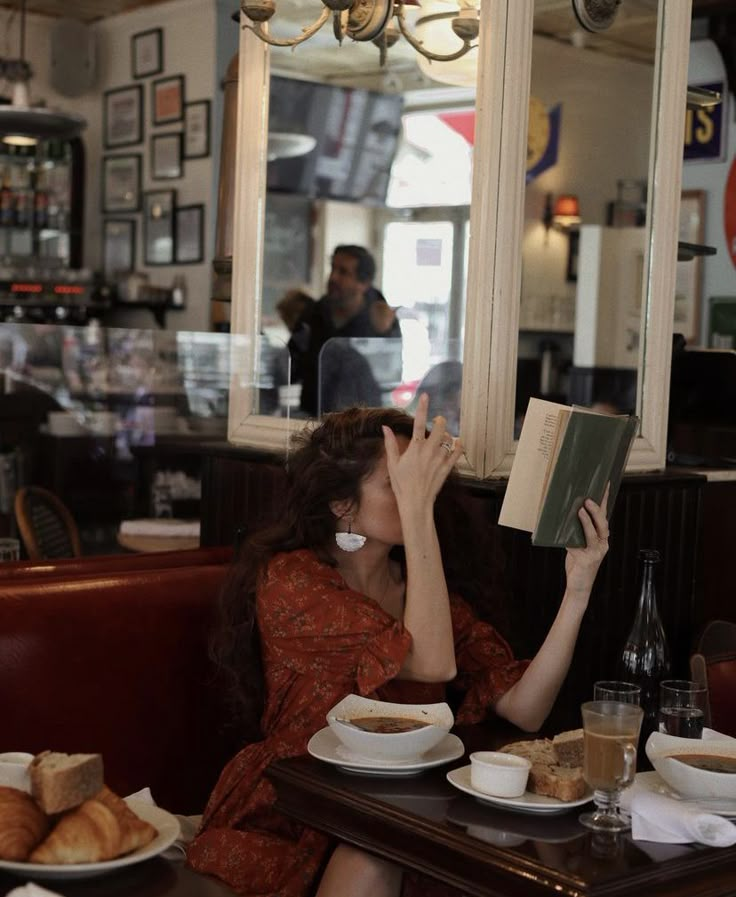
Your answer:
187,548 -> 528,896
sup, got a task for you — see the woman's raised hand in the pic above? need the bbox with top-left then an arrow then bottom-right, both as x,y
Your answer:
383,393 -> 463,512
564,484 -> 610,597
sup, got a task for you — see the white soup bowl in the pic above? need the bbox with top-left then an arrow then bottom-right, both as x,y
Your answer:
326,694 -> 453,762
646,730 -> 736,799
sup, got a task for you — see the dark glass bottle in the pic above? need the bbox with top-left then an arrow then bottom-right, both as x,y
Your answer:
618,549 -> 670,744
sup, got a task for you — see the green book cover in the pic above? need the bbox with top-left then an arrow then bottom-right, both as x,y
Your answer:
532,410 -> 638,548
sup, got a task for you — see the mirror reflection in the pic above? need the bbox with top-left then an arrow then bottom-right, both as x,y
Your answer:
254,0 -> 659,436
518,0 -> 657,437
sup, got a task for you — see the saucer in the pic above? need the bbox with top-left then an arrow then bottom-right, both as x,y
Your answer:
307,727 -> 464,776
447,766 -> 592,815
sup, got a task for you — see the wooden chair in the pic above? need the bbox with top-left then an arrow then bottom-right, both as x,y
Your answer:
690,620 -> 736,737
13,486 -> 82,560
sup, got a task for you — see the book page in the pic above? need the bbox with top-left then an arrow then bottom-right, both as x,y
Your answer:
499,398 -> 569,533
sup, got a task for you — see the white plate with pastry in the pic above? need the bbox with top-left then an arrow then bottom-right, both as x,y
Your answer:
308,727 -> 465,776
0,799 -> 181,880
447,766 -> 592,815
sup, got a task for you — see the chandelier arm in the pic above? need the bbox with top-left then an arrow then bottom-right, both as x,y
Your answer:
244,8 -> 331,48
395,4 -> 474,62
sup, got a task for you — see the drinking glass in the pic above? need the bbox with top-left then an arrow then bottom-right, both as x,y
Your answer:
0,538 -> 20,562
658,680 -> 707,738
579,700 -> 644,833
593,681 -> 641,704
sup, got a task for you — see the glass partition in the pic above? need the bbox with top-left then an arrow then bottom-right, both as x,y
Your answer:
0,321 -> 285,554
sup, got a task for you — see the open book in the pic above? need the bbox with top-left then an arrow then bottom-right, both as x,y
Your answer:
499,398 -> 639,548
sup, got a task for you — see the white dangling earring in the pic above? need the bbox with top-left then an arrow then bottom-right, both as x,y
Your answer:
335,517 -> 366,552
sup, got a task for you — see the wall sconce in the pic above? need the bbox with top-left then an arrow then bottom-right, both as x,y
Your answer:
547,193 -> 581,230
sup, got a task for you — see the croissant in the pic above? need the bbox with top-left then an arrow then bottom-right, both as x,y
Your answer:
0,785 -> 49,861
29,799 -> 122,864
95,786 -> 157,855
29,787 -> 158,865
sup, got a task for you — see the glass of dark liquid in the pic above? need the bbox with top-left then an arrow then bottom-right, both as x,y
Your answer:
658,679 -> 707,738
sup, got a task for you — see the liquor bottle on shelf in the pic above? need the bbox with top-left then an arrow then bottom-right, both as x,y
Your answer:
13,165 -> 32,229
33,170 -> 49,230
618,548 -> 670,746
0,167 -> 14,227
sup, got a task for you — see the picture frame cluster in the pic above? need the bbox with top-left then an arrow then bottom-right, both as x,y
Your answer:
101,27 -> 210,281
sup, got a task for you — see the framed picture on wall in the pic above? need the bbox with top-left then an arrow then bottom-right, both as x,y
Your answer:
102,154 -> 141,213
143,189 -> 176,266
152,75 -> 185,126
103,219 -> 136,276
103,85 -> 143,149
175,204 -> 204,264
183,100 -> 211,159
131,28 -> 163,79
675,189 -> 706,343
151,132 -> 183,179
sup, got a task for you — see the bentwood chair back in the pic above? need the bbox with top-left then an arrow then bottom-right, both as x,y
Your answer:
690,620 -> 736,737
13,485 -> 82,560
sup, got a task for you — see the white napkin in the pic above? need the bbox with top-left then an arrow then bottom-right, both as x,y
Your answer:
119,518 -> 200,538
124,786 -> 200,859
5,885 -> 62,897
621,784 -> 736,846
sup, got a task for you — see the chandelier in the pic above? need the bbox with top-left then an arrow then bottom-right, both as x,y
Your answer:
239,0 -> 480,67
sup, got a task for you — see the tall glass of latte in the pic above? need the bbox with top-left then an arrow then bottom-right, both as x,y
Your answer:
579,700 -> 644,832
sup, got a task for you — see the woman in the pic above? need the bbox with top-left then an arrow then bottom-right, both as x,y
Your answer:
187,395 -> 609,896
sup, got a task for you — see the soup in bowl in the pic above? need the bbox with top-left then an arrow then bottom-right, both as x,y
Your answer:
327,695 -> 454,762
646,730 -> 736,799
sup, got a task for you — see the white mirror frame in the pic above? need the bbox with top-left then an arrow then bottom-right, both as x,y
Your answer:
227,0 -> 691,476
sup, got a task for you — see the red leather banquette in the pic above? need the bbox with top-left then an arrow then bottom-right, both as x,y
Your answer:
0,547 -> 239,815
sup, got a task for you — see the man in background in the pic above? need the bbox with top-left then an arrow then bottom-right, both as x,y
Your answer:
288,245 -> 401,416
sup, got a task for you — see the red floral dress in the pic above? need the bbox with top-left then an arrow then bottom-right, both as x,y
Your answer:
187,549 -> 528,896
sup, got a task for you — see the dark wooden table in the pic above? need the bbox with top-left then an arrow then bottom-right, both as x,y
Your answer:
268,747 -> 736,897
0,858 -> 235,897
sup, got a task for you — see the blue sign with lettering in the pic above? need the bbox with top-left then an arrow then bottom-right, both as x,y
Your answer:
684,81 -> 725,162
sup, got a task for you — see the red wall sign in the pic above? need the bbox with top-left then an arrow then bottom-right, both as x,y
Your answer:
726,155 -> 736,270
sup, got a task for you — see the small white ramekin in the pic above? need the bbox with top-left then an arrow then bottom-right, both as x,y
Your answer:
469,751 -> 531,798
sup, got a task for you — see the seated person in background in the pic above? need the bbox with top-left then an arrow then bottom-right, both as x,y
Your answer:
276,289 -> 316,334
317,339 -> 382,414
187,396 -> 610,897
289,245 -> 401,416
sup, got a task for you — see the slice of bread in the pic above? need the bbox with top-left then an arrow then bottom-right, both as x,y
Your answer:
29,752 -> 104,815
552,728 -> 584,768
499,733 -> 586,802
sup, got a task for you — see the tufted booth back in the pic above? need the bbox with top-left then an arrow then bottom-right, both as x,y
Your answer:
0,561 -> 239,815
0,545 -> 232,581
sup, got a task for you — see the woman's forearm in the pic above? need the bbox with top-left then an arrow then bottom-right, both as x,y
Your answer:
494,589 -> 588,731
399,511 -> 456,682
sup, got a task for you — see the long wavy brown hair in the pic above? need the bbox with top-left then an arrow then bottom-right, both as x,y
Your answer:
212,406 -> 417,737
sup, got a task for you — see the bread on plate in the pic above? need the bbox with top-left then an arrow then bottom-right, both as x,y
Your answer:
499,730 -> 586,801
30,751 -> 104,815
0,785 -> 49,861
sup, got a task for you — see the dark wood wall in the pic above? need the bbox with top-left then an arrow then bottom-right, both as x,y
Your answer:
200,449 -> 706,732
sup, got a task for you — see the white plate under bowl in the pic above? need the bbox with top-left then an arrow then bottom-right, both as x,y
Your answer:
632,770 -> 736,818
0,800 -> 180,880
447,766 -> 592,815
308,727 -> 464,776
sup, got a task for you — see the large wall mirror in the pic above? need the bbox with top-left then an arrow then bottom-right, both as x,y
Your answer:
227,0 -> 691,475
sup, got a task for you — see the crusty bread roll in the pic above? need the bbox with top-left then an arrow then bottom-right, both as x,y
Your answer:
30,751 -> 104,815
500,734 -> 586,802
0,785 -> 49,861
29,787 -> 157,865
552,728 -> 584,768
